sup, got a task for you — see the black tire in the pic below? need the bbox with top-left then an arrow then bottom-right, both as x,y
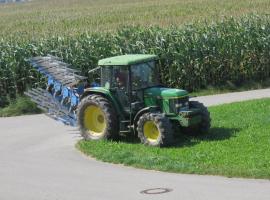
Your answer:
77,94 -> 119,140
183,101 -> 211,135
137,112 -> 173,147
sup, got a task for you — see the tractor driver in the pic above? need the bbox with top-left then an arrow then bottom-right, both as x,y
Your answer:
114,71 -> 129,110
115,72 -> 126,90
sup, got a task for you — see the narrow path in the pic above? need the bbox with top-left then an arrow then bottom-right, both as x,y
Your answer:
192,88 -> 270,106
0,89 -> 270,200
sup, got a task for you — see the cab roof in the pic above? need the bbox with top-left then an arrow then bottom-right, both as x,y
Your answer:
98,54 -> 158,66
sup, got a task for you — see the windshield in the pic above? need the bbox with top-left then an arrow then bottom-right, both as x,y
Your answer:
131,61 -> 159,90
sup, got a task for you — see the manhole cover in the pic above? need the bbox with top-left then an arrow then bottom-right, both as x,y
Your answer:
140,188 -> 173,195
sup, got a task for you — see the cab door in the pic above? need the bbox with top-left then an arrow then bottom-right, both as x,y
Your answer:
101,66 -> 130,114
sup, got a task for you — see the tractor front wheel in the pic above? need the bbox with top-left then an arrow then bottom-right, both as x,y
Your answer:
77,94 -> 119,140
183,101 -> 211,135
137,113 -> 173,147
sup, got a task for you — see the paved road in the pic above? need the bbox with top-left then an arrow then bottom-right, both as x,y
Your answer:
0,90 -> 270,200
192,88 -> 270,106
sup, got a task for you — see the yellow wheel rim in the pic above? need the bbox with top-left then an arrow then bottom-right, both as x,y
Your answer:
83,105 -> 106,136
143,121 -> 160,142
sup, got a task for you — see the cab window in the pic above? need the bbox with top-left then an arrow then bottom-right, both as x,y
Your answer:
131,61 -> 159,90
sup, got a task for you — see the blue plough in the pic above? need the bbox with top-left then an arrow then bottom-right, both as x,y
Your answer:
24,55 -> 87,126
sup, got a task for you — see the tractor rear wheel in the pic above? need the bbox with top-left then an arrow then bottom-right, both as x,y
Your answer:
77,94 -> 119,140
137,113 -> 173,147
183,101 -> 211,135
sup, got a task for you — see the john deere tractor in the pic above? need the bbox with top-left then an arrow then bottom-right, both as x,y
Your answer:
25,54 -> 210,147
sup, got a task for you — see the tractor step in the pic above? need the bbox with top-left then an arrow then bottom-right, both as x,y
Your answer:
24,88 -> 77,126
119,120 -> 131,132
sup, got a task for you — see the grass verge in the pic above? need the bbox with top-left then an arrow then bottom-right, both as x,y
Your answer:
77,98 -> 270,179
0,96 -> 41,117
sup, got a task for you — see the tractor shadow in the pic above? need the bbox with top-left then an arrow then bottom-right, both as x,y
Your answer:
118,127 -> 241,147
170,127 -> 241,148
118,133 -> 141,144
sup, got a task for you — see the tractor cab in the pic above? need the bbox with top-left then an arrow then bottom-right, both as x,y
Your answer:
98,54 -> 160,114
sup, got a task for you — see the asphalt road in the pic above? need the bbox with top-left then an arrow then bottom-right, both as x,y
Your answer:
1,90 -> 270,200
192,88 -> 270,106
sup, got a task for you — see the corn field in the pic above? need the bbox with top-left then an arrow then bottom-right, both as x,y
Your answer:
0,15 -> 270,107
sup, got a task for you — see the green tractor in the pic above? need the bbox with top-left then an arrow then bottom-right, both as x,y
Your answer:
77,54 -> 211,146
26,54 -> 210,147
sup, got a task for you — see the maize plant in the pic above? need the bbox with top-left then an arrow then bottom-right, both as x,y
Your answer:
0,15 -> 269,107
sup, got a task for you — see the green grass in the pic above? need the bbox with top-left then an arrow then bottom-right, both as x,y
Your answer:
0,0 -> 269,39
0,96 -> 41,117
77,98 -> 270,179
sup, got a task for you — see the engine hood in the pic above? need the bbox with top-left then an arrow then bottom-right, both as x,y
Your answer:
144,87 -> 188,99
